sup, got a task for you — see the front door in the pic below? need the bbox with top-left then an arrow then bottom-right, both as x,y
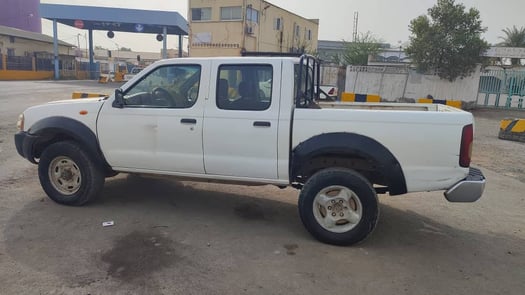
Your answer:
203,60 -> 281,179
98,62 -> 207,174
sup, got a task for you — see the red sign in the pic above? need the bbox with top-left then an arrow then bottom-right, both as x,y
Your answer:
74,20 -> 84,29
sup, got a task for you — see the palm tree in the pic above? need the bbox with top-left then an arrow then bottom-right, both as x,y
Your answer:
499,26 -> 525,65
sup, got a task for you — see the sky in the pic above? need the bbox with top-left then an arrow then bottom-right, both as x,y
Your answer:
40,0 -> 524,52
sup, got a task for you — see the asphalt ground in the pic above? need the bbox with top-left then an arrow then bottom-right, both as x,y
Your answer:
0,80 -> 524,295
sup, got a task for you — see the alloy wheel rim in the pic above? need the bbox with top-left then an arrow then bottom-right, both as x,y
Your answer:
312,185 -> 363,233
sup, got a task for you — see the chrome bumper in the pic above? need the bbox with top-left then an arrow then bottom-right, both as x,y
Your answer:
444,167 -> 486,202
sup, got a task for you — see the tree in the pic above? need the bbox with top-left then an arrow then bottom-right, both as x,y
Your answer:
499,26 -> 525,65
405,0 -> 489,81
335,32 -> 382,66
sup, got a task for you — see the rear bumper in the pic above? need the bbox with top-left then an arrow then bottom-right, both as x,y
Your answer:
444,167 -> 485,202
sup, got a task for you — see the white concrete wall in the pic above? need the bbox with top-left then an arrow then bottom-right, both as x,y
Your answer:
345,66 -> 481,102
320,65 -> 338,85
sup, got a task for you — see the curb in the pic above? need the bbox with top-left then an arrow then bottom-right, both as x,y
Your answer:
499,118 -> 525,143
341,92 -> 381,102
417,98 -> 462,109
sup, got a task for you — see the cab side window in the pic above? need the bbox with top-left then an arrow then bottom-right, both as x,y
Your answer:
216,64 -> 272,111
123,65 -> 201,108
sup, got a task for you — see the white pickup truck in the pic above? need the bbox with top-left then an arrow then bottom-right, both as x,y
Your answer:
15,55 -> 485,245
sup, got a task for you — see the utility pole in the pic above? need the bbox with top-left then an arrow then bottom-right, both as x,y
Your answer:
352,11 -> 359,42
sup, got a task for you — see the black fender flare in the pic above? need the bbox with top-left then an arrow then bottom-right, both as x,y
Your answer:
28,116 -> 111,171
291,132 -> 407,195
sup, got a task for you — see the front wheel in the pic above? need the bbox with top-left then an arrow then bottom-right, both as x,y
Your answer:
298,168 -> 379,246
38,141 -> 105,206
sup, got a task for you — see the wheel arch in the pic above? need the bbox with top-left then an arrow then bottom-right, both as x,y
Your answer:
291,132 -> 407,195
28,116 -> 113,175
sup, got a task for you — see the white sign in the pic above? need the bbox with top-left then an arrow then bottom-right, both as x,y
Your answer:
483,47 -> 525,59
192,32 -> 212,44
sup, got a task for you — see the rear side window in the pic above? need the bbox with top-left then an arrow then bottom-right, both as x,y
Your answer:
216,64 -> 272,111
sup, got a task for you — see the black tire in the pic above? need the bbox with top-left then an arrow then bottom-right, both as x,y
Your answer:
38,141 -> 105,206
298,168 -> 379,246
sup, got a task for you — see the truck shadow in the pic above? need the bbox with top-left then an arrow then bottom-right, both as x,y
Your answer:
4,174 -> 524,291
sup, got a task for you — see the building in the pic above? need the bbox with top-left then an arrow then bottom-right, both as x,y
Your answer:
0,0 -> 42,33
0,25 -> 73,57
317,40 -> 392,65
0,25 -> 74,80
368,48 -> 410,67
188,0 -> 319,57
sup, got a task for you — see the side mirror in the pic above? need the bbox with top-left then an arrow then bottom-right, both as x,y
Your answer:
113,88 -> 125,108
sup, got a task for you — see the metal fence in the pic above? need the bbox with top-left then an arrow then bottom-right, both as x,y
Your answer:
35,58 -> 53,71
6,56 -> 32,71
477,69 -> 525,109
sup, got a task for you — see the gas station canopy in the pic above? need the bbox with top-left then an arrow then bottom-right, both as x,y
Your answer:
40,3 -> 188,35
39,3 -> 189,79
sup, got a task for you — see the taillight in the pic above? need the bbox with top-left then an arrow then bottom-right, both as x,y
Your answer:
459,124 -> 473,167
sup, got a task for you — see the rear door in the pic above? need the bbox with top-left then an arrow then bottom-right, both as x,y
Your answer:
203,60 -> 281,179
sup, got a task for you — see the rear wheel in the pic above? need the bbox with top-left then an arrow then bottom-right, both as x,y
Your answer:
38,141 -> 105,206
298,168 -> 379,245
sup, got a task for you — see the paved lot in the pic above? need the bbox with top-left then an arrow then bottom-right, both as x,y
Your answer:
0,81 -> 524,295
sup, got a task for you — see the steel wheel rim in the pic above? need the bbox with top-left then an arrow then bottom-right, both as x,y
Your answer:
312,185 -> 363,233
48,156 -> 82,195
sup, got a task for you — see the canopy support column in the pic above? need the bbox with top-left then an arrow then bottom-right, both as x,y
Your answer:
178,35 -> 183,57
88,29 -> 94,79
52,19 -> 59,80
162,26 -> 167,59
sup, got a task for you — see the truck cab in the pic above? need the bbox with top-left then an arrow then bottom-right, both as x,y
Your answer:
101,57 -> 290,182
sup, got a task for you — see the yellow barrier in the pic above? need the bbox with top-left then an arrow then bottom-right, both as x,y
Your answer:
341,92 -> 355,102
445,100 -> 462,109
98,76 -> 108,83
418,98 -> 433,104
499,118 -> 525,142
366,94 -> 381,102
500,119 -> 525,133
0,70 -> 53,80
341,92 -> 381,102
417,98 -> 462,109
72,92 -> 109,99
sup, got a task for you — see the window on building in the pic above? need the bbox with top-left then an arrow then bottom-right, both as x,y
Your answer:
307,29 -> 312,40
294,24 -> 300,38
220,6 -> 242,20
7,48 -> 15,56
216,64 -> 273,111
246,7 -> 259,23
274,18 -> 282,30
191,7 -> 212,21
